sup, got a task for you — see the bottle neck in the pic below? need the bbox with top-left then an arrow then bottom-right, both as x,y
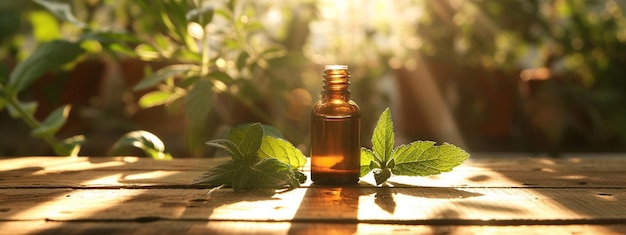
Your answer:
322,67 -> 351,101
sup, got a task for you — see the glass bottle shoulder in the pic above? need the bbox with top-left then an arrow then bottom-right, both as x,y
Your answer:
312,99 -> 360,118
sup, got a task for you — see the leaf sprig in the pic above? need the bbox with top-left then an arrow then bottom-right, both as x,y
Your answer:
360,108 -> 470,185
192,123 -> 307,191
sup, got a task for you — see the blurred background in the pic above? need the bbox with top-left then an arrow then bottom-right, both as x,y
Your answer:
1,0 -> 626,157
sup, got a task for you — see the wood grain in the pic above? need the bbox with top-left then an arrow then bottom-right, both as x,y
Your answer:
1,155 -> 625,234
1,156 -> 625,188
2,221 -> 625,235
1,187 -> 625,222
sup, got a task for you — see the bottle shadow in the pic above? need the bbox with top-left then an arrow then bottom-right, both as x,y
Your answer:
286,181 -> 486,234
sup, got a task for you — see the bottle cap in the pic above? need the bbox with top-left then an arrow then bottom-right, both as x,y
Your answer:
325,65 -> 348,70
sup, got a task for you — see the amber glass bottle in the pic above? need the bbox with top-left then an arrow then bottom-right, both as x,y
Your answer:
311,65 -> 361,185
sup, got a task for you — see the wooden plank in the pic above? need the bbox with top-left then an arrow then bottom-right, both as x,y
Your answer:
0,170 -> 201,188
2,156 -> 626,188
0,157 -> 221,172
1,221 -> 625,235
1,188 -> 625,223
1,167 -> 625,188
2,155 -> 626,172
1,156 -> 625,234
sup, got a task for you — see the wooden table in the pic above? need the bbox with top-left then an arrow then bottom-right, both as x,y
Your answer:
0,154 -> 625,234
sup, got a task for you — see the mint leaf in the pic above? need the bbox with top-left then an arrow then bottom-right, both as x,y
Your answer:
184,79 -> 213,138
373,168 -> 391,185
237,123 -> 263,157
31,105 -> 71,137
194,123 -> 307,192
205,139 -> 242,158
258,136 -> 306,168
7,101 -> 37,119
34,0 -> 88,29
360,107 -> 469,185
109,130 -> 172,160
62,135 -> 85,157
372,108 -> 394,163
230,123 -> 305,168
392,141 -> 436,164
192,159 -> 239,186
229,123 -> 285,145
391,142 -> 469,176
232,165 -> 252,192
133,64 -> 196,91
8,40 -> 84,93
360,148 -> 376,177
294,170 -> 307,185
248,158 -> 298,189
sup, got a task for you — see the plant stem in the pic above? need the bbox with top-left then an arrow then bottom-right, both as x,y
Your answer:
5,96 -> 71,155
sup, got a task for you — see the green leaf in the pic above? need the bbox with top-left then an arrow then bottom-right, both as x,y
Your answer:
194,123 -> 309,192
237,123 -> 264,158
185,98 -> 213,155
260,125 -> 285,139
236,51 -> 249,71
176,50 -> 202,63
135,43 -> 160,60
8,40 -> 84,93
371,108 -> 394,162
258,136 -> 307,168
144,149 -> 174,161
193,157 -> 303,191
227,0 -> 237,11
232,165 -> 252,192
0,98 -> 6,112
293,170 -> 307,185
208,71 -> 234,85
31,105 -> 71,137
109,130 -> 172,160
180,76 -> 201,88
243,21 -> 264,32
8,101 -> 38,119
33,0 -> 87,29
206,139 -> 242,158
154,34 -> 172,52
360,148 -> 376,177
387,158 -> 396,168
248,158 -> 299,189
81,31 -> 142,45
391,141 -> 435,165
192,159 -> 239,186
373,168 -> 391,186
224,38 -> 241,50
138,90 -> 179,108
107,43 -> 137,56
261,46 -> 287,59
361,107 -> 470,185
391,142 -> 469,176
229,123 -> 284,146
369,161 -> 380,171
184,78 -> 213,130
81,31 -> 141,56
28,11 -> 60,42
62,135 -> 85,157
133,64 -> 197,91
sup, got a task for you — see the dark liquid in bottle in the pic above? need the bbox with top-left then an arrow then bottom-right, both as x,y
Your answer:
311,115 -> 360,184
